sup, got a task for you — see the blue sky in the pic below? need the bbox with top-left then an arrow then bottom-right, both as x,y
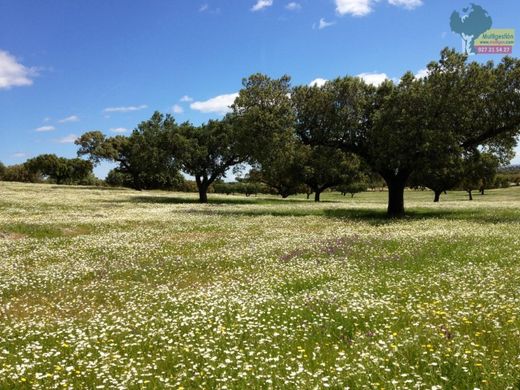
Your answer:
1,0 -> 519,178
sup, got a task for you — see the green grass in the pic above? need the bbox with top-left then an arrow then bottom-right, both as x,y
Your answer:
1,181 -> 520,389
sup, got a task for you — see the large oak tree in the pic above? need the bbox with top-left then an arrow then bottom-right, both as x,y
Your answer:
235,49 -> 520,217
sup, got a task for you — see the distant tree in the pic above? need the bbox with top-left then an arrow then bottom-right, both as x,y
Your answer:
0,162 -> 6,180
460,152 -> 500,200
236,176 -> 271,196
170,116 -> 246,203
213,181 -> 235,195
367,171 -> 386,192
493,175 -> 511,189
246,139 -> 306,198
76,112 -> 183,190
336,175 -> 369,198
2,164 -> 41,183
78,172 -> 105,186
409,150 -> 464,202
300,146 -> 360,202
25,154 -> 93,185
105,169 -> 132,187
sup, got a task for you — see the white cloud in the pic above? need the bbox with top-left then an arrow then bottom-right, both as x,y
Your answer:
180,95 -> 194,102
388,0 -> 422,9
335,0 -> 421,16
251,0 -> 273,12
35,125 -> 55,132
286,2 -> 301,10
56,134 -> 78,144
0,50 -> 37,90
357,72 -> 388,86
13,152 -> 28,158
110,127 -> 128,133
309,78 -> 328,87
172,104 -> 184,114
318,18 -> 335,29
58,115 -> 80,123
190,93 -> 239,114
335,0 -> 373,16
415,68 -> 429,79
103,104 -> 148,113
199,3 -> 209,12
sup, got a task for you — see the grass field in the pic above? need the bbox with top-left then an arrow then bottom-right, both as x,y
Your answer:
1,182 -> 519,389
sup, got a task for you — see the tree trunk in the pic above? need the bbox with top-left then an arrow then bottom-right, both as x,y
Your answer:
480,187 -> 485,195
314,190 -> 321,202
198,185 -> 208,203
387,179 -> 406,218
132,174 -> 142,191
467,190 -> 473,201
433,190 -> 442,203
350,193 -> 355,198
195,176 -> 209,203
306,193 -> 311,200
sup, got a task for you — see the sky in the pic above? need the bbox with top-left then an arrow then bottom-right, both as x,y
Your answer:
1,0 -> 520,179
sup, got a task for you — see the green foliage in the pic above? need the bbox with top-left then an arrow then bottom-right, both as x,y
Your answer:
105,169 -> 130,188
76,112 -> 183,190
213,181 -> 267,197
301,146 -> 360,201
1,163 -> 41,183
497,165 -> 520,187
233,74 -> 295,165
24,154 -> 93,185
290,49 -> 520,216
0,161 -> 5,179
336,177 -> 369,197
78,173 -> 105,187
494,175 -> 511,189
409,152 -> 464,201
245,140 -> 307,198
170,115 -> 246,202
176,180 -> 198,193
459,152 -> 500,199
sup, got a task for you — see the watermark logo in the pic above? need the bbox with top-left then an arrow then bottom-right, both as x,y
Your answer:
450,4 -> 515,55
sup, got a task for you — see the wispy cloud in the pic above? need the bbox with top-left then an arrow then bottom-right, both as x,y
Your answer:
13,152 -> 28,158
335,0 -> 422,17
388,0 -> 422,10
180,95 -> 194,102
251,0 -> 273,12
0,50 -> 37,90
35,125 -> 56,132
172,104 -> 184,114
190,93 -> 238,115
103,104 -> 148,113
318,18 -> 335,29
199,3 -> 209,12
110,127 -> 128,133
309,78 -> 328,87
56,134 -> 78,144
58,115 -> 80,123
286,2 -> 301,11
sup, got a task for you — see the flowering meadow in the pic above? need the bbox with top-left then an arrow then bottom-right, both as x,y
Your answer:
1,182 -> 519,389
